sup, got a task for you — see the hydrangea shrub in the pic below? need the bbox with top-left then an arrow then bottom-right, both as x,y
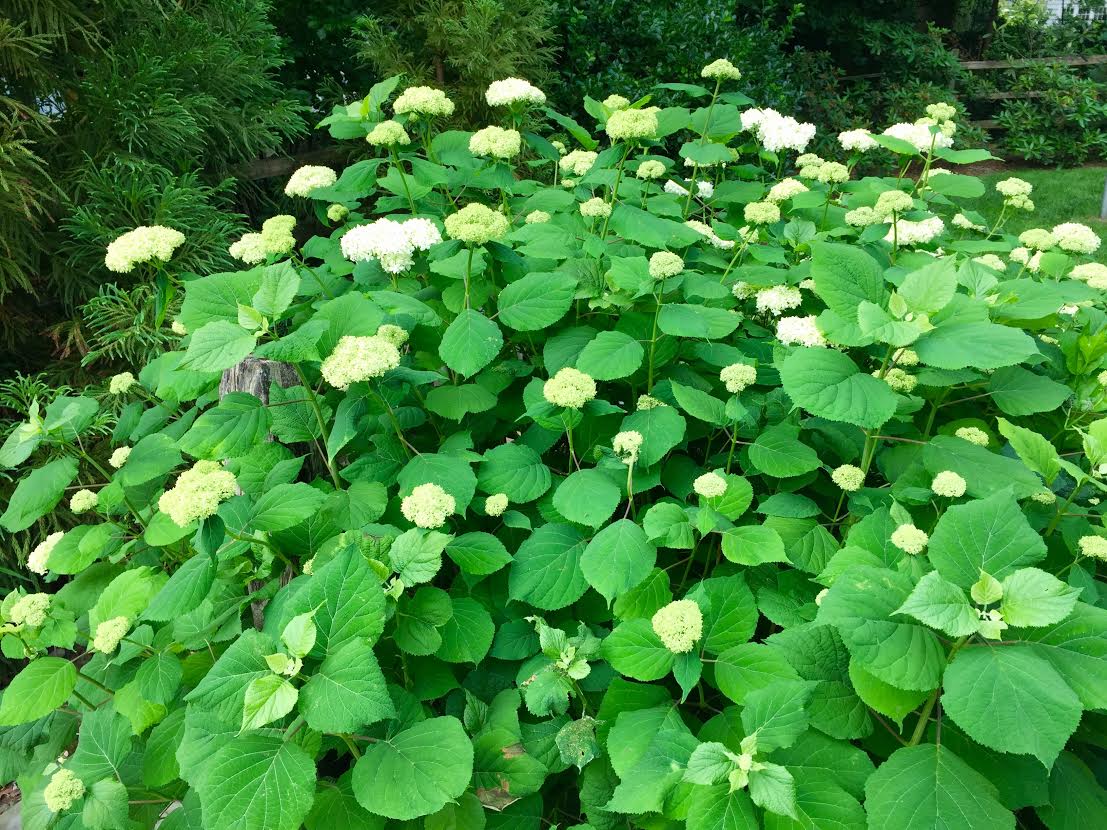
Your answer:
3,61 -> 1107,829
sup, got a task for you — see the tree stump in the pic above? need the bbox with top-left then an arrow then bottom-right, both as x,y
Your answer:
219,357 -> 299,629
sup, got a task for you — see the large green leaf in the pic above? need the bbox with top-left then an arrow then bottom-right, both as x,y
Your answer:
0,456 -> 79,532
927,490 -> 1046,587
810,241 -> 885,324
914,321 -> 1038,370
144,552 -> 215,621
498,272 -> 577,331
509,523 -> 590,610
477,443 -> 552,503
779,348 -> 897,428
183,320 -> 257,372
439,310 -> 503,377
195,735 -> 316,830
602,618 -> 674,681
553,469 -> 621,528
581,519 -> 657,604
864,744 -> 1014,830
987,366 -> 1071,416
301,638 -> 395,732
352,717 -> 474,819
576,330 -> 645,380
748,424 -> 820,478
0,657 -> 77,725
942,646 -> 1081,767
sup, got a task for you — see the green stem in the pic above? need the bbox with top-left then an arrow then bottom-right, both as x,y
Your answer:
77,669 -> 114,696
1045,478 -> 1084,536
391,149 -> 417,214
291,364 -> 342,489
464,246 -> 474,309
338,733 -> 362,759
907,636 -> 969,746
372,383 -> 414,459
600,145 -> 632,240
646,284 -> 664,391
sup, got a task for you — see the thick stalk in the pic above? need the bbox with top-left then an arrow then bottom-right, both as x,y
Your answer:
291,364 -> 343,489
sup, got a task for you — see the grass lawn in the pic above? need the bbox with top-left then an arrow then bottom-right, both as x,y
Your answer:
977,166 -> 1107,263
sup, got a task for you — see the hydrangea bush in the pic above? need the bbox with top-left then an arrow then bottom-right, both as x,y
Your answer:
3,61 -> 1107,829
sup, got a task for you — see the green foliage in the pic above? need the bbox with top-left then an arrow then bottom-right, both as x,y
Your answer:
4,61 -> 1107,830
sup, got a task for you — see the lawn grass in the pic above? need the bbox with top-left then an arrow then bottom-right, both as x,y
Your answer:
977,166 -> 1107,263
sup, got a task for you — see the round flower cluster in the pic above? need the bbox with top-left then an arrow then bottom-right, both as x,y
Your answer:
526,210 -> 550,224
663,180 -> 690,197
891,524 -> 929,555
974,254 -> 1006,271
605,107 -> 659,143
767,178 -> 808,203
1019,228 -> 1056,251
893,348 -> 919,366
27,531 -> 63,575
469,126 -> 522,159
651,599 -> 704,653
685,219 -> 735,250
401,483 -> 456,529
603,94 -> 631,110
832,464 -> 865,492
284,165 -> 337,197
580,197 -> 612,219
104,226 -> 185,273
44,768 -> 85,813
93,616 -> 129,653
159,460 -> 238,527
701,58 -> 742,80
636,160 -> 666,180
721,363 -> 756,393
880,367 -> 918,393
485,78 -> 545,107
393,86 -> 455,118
931,470 -> 967,498
444,204 -> 509,244
1078,535 -> 1107,561
814,162 -> 849,184
1071,262 -> 1107,283
341,216 -> 442,273
366,120 -> 411,147
776,315 -> 826,347
559,150 -> 598,177
109,446 -> 131,468
1031,489 -> 1057,505
755,285 -> 802,316
693,472 -> 728,499
845,206 -> 882,227
637,394 -> 664,410
171,320 -> 187,336
108,372 -> 136,394
955,426 -> 989,446
649,251 -> 684,279
744,201 -> 780,225
543,367 -> 597,409
952,213 -> 984,232
10,593 -> 50,627
485,493 -> 509,516
838,128 -> 878,152
740,108 -> 816,153
262,215 -> 297,256
885,217 -> 945,246
926,102 -> 957,121
70,489 -> 99,514
1052,222 -> 1101,254
321,335 -> 401,390
376,324 -> 408,348
613,430 -> 644,464
995,177 -> 1032,198
882,122 -> 953,153
875,190 -> 914,217
229,233 -> 267,265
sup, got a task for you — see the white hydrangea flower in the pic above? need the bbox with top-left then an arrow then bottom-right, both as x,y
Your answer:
469,126 -> 522,159
27,531 -> 63,575
720,363 -> 756,393
952,213 -> 984,231
485,78 -> 546,107
697,181 -> 715,199
366,120 -> 411,146
376,324 -> 409,347
973,254 -> 1006,271
393,86 -> 455,118
104,226 -> 185,273
171,320 -> 187,336
755,285 -> 802,316
776,315 -> 825,347
995,177 -> 1032,198
1078,535 -> 1107,561
229,233 -> 268,265
327,204 -> 349,223
766,178 -> 808,203
664,179 -> 690,197
44,768 -> 85,814
525,210 -> 551,224
603,94 -> 631,110
403,217 -> 443,251
559,150 -> 598,177
636,160 -> 666,180
605,108 -> 659,143
613,430 -> 644,465
885,217 -> 945,246
158,460 -> 238,527
444,204 -> 509,244
543,368 -> 597,409
10,593 -> 50,627
485,493 -> 509,516
651,599 -> 703,653
744,201 -> 780,225
92,616 -> 129,653
1019,228 -> 1056,251
875,190 -> 914,217
401,483 -> 456,529
637,394 -> 665,410
955,426 -> 989,446
838,128 -> 878,152
649,251 -> 684,279
1071,262 -> 1107,282
109,446 -> 131,469
1052,223 -> 1101,254
741,108 -> 816,153
701,58 -> 742,80
880,367 -> 918,393
831,464 -> 864,492
815,162 -> 849,184
580,197 -> 612,218
693,472 -> 727,499
108,372 -> 136,394
882,122 -> 952,153
685,219 -> 735,249
340,218 -> 415,273
891,524 -> 928,555
845,206 -> 882,227
931,470 -> 967,498
284,165 -> 337,197
70,489 -> 99,514
321,335 -> 401,390
1031,489 -> 1057,505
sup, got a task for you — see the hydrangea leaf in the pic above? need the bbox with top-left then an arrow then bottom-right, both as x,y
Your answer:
779,348 -> 898,428
439,309 -> 503,377
581,519 -> 657,604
